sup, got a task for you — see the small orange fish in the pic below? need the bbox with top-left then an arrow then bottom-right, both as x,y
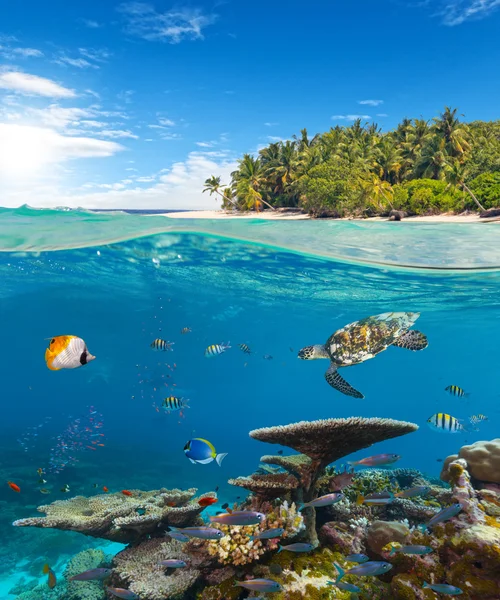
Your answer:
198,497 -> 218,507
43,563 -> 56,589
103,486 -> 109,493
167,502 -> 176,507
7,481 -> 20,493
97,444 -> 105,447
121,490 -> 133,497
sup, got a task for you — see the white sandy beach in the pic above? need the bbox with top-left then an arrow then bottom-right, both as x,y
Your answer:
161,210 -> 499,223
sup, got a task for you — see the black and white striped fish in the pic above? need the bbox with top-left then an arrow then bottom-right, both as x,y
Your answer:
427,413 -> 466,433
469,414 -> 488,427
445,385 -> 469,398
205,343 -> 231,357
151,339 -> 174,351
163,396 -> 189,412
238,343 -> 252,354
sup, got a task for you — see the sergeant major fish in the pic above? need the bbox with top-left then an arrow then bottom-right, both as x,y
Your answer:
445,385 -> 469,398
163,396 -> 190,412
427,413 -> 466,433
205,343 -> 230,357
238,343 -> 252,354
151,338 -> 174,351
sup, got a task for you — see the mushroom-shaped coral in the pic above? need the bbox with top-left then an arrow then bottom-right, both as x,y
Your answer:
441,439 -> 500,487
111,538 -> 199,600
228,473 -> 299,500
260,454 -> 314,489
13,488 -> 213,543
250,417 -> 418,468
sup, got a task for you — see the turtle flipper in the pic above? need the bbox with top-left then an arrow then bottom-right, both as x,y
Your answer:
393,329 -> 428,351
325,363 -> 364,399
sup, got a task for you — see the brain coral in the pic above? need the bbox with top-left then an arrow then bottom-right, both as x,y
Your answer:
441,439 -> 500,485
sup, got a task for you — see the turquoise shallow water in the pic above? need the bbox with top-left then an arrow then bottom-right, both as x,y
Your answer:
1,207 -> 500,598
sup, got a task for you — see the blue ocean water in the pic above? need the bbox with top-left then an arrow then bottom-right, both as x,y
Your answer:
1,208 -> 500,597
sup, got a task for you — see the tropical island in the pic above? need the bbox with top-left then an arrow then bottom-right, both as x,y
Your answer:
201,107 -> 500,219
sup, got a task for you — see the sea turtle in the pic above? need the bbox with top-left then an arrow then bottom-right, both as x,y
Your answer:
298,312 -> 428,399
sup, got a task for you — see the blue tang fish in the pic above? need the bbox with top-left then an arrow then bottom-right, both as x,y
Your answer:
184,438 -> 228,466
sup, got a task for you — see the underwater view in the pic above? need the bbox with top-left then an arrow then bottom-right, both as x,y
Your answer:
1,208 -> 500,600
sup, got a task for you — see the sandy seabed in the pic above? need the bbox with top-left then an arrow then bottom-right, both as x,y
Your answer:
160,210 -> 500,223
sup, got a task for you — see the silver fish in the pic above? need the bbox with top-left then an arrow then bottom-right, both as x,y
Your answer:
423,582 -> 463,595
70,568 -> 112,581
234,579 -> 282,592
209,511 -> 265,526
248,527 -> 284,540
167,531 -> 190,543
327,580 -> 362,593
395,486 -> 431,499
336,561 -> 392,577
302,493 -> 344,508
278,543 -> 314,553
422,503 -> 462,530
158,560 -> 187,568
169,526 -> 225,540
346,553 -> 369,563
389,545 -> 433,556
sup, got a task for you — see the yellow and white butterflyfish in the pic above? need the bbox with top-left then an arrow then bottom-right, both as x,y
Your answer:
45,336 -> 95,371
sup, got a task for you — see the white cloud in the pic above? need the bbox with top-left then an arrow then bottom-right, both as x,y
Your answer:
358,99 -> 383,106
264,122 -> 278,127
331,114 -> 371,121
441,0 -> 500,25
159,132 -> 182,140
0,70 -> 75,98
97,129 -> 139,139
118,89 -> 135,104
82,19 -> 102,28
267,135 -> 283,142
79,48 -> 111,62
28,105 -> 96,128
118,2 -> 217,43
158,117 -> 175,126
55,56 -> 98,69
80,119 -> 107,128
0,46 -> 44,59
196,141 -> 214,147
0,123 -> 124,173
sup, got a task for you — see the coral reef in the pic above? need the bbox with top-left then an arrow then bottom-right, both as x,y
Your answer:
13,488 -> 214,543
228,473 -> 299,499
441,438 -> 500,487
202,501 -> 304,566
111,538 -> 200,600
366,520 -> 410,555
64,548 -> 109,600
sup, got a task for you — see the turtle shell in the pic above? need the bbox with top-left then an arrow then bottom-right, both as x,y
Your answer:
326,312 -> 419,366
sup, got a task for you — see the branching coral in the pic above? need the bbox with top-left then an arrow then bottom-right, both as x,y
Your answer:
111,538 -> 200,600
64,548 -> 108,600
203,501 -> 304,566
13,488 -> 213,543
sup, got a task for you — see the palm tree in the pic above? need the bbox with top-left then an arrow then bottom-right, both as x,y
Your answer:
360,173 -> 395,212
232,154 -> 276,211
375,138 -> 403,184
444,160 -> 485,211
433,107 -> 470,158
414,137 -> 448,179
202,176 -> 239,209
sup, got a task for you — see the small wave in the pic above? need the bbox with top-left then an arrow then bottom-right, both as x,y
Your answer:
1,205 -> 500,271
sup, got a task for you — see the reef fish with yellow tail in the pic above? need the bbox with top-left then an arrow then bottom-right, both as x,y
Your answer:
205,342 -> 231,357
445,385 -> 469,398
298,312 -> 428,398
234,579 -> 283,592
348,453 -> 400,467
423,582 -> 463,595
163,396 -> 189,412
395,486 -> 430,498
209,510 -> 265,526
70,568 -> 112,581
301,492 -> 344,509
106,588 -> 139,600
45,336 -> 95,370
427,413 -> 466,433
184,438 -> 228,466
151,338 -> 174,351
43,563 -> 56,589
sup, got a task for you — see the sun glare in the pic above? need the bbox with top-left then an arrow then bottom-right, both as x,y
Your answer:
0,124 -> 54,177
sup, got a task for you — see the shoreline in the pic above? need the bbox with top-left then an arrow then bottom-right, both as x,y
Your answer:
159,210 -> 500,223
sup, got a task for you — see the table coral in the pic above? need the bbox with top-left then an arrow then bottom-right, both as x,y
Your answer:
13,487 -> 213,543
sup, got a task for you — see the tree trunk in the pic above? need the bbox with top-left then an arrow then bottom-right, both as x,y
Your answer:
216,190 -> 239,209
462,183 -> 485,212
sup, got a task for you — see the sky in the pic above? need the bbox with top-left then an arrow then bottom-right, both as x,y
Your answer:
1,0 -> 500,209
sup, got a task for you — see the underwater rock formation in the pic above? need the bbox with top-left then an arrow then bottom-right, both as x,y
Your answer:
441,438 -> 500,488
12,488 -> 214,543
366,520 -> 410,555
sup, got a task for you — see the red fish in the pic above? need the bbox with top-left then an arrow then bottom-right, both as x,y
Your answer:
167,501 -> 176,507
7,481 -> 20,493
198,497 -> 218,507
103,486 -> 109,493
121,490 -> 133,497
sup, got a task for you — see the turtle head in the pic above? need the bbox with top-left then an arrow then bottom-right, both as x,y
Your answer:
298,345 -> 328,360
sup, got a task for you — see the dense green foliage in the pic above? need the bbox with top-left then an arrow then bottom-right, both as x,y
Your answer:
203,108 -> 500,217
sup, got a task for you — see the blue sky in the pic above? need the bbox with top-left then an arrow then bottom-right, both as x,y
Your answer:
1,0 -> 500,209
